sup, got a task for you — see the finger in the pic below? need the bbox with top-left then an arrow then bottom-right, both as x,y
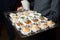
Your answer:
17,7 -> 23,11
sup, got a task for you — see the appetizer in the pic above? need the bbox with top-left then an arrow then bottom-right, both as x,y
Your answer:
47,20 -> 55,27
39,16 -> 48,21
16,22 -> 23,27
29,13 -> 34,18
10,13 -> 16,17
24,11 -> 29,16
10,17 -> 18,23
16,12 -> 21,17
34,13 -> 41,18
19,15 -> 25,22
21,27 -> 31,35
24,20 -> 32,24
31,25 -> 39,32
39,22 -> 48,29
32,19 -> 38,22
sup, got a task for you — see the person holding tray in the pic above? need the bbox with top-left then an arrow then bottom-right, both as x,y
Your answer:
0,0 -> 22,40
15,0 -> 60,40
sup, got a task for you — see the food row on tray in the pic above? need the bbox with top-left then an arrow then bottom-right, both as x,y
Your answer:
9,10 -> 55,35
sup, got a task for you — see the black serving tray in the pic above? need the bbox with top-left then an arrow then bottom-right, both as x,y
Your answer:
4,11 -> 57,38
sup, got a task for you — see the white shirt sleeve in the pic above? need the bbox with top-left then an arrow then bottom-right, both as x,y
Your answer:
21,0 -> 30,10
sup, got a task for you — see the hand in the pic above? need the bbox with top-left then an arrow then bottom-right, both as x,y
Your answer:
17,7 -> 23,11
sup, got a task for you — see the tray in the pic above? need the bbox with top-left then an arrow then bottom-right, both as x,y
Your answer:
4,11 -> 57,38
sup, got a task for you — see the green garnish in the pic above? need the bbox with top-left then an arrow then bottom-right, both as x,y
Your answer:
21,17 -> 24,19
34,14 -> 39,16
40,16 -> 44,18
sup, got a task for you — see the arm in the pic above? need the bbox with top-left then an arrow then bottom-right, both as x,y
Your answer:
45,0 -> 59,23
49,0 -> 59,22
